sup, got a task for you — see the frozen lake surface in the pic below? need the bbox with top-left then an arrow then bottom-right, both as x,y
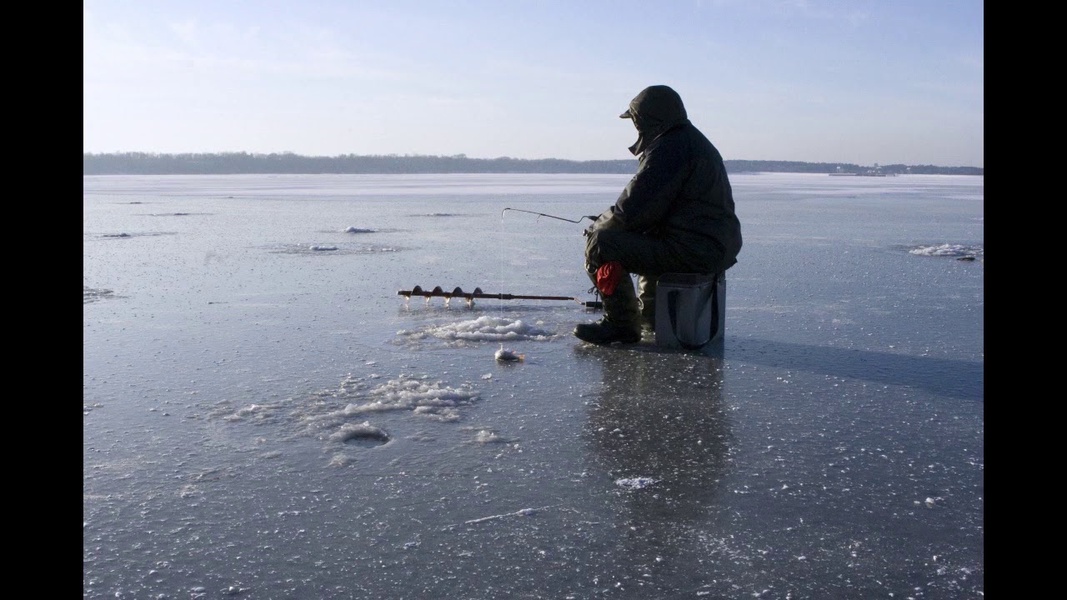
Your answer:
84,173 -> 983,599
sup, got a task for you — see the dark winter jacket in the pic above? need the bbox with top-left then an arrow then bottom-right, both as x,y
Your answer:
609,85 -> 742,274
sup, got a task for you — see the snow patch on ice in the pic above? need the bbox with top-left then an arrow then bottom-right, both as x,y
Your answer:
398,316 -> 556,345
909,243 -> 982,260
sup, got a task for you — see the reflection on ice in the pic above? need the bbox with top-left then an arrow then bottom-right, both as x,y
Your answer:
584,348 -> 732,522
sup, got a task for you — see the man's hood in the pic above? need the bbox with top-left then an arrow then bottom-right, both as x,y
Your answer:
620,85 -> 691,156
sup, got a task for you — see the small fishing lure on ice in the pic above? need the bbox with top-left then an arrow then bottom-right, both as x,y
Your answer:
495,344 -> 524,362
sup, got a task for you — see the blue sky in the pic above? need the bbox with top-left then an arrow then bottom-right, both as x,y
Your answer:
83,1 -> 983,167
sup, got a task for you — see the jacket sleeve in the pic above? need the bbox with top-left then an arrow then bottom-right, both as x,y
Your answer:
613,132 -> 689,233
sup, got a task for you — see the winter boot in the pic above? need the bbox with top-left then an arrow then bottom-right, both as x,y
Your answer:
574,317 -> 642,345
574,269 -> 642,344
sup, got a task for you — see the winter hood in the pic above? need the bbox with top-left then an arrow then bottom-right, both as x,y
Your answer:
619,85 -> 691,156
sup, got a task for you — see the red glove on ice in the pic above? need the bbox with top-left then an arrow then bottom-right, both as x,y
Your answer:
595,261 -> 624,296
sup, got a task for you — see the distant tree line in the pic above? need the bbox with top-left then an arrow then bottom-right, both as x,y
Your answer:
82,152 -> 983,176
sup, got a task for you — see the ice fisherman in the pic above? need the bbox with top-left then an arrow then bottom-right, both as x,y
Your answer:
574,85 -> 743,345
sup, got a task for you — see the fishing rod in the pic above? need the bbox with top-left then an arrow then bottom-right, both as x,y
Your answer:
398,285 -> 602,309
501,208 -> 595,224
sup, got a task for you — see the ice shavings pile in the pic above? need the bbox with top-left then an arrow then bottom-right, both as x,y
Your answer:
363,375 -> 479,421
218,401 -> 287,424
307,373 -> 480,426
909,243 -> 983,260
398,316 -> 556,344
472,429 -> 509,444
271,373 -> 482,463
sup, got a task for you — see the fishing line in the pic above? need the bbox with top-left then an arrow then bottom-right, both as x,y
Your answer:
498,208 -> 506,322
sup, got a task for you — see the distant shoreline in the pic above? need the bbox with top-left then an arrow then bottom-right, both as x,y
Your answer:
83,152 -> 983,176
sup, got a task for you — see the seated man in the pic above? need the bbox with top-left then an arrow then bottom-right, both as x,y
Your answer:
575,85 -> 743,345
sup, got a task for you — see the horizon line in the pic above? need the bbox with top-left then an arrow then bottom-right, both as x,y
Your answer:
82,151 -> 982,170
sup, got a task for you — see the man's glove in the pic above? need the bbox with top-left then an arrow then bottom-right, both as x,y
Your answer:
595,261 -> 624,296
